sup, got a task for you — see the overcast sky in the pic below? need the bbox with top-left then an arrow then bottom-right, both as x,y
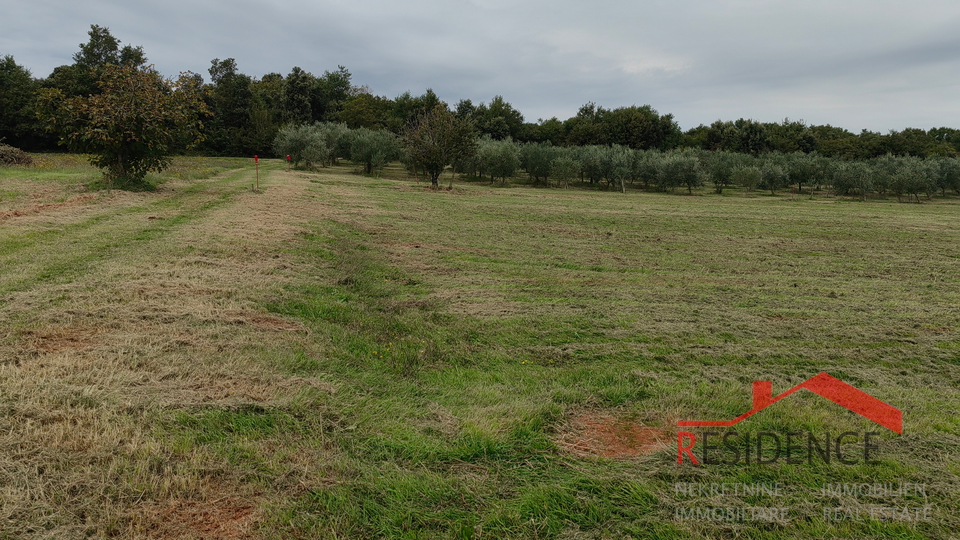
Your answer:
4,0 -> 960,132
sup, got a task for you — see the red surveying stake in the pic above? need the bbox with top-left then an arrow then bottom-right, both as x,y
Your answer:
254,155 -> 260,191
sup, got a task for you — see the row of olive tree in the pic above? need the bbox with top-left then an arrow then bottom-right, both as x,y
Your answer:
452,139 -> 960,200
273,122 -> 403,176
273,113 -> 960,200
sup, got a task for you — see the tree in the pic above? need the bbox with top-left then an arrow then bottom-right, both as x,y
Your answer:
702,150 -> 742,194
519,142 -> 561,184
479,137 -> 520,184
550,155 -> 580,188
349,128 -> 401,175
932,157 -> 960,196
57,25 -> 147,98
758,160 -> 788,194
340,91 -> 392,130
36,65 -> 208,189
0,55 -> 38,148
832,161 -> 872,201
402,104 -> 475,188
204,58 -> 258,155
604,105 -> 681,151
658,151 -> 705,194
283,67 -> 313,124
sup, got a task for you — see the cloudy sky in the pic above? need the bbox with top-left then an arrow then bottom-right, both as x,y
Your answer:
4,0 -> 960,132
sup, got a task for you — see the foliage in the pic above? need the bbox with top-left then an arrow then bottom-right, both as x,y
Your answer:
0,55 -> 39,148
731,165 -> 762,191
758,160 -> 788,194
657,150 -> 705,193
549,155 -> 580,188
476,137 -> 520,184
349,128 -> 401,176
701,150 -> 742,194
889,156 -> 937,202
519,142 -> 561,184
932,157 -> 960,196
831,161 -> 872,200
272,122 -> 350,169
36,64 -> 208,189
402,105 -> 476,188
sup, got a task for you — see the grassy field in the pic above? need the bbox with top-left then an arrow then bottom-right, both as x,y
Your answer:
1,157 -> 958,539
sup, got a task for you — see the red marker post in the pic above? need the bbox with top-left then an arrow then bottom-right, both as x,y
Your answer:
254,155 -> 259,192
286,154 -> 291,172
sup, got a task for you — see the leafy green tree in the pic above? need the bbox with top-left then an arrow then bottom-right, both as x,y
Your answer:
349,128 -> 401,175
735,119 -> 772,156
519,142 -> 561,184
889,156 -> 937,202
402,104 -> 476,188
758,160 -> 788,194
311,65 -> 353,122
389,89 -> 445,133
49,25 -> 147,98
564,103 -> 610,147
479,137 -> 520,184
782,152 -> 820,193
604,105 -> 681,151
932,157 -> 960,196
340,91 -> 393,130
36,65 -> 208,189
702,150 -> 742,194
658,150 -> 705,194
832,161 -> 872,200
204,58 -> 259,155
732,165 -> 762,191
767,118 -> 816,154
273,123 -> 329,169
283,67 -> 313,124
0,55 -> 39,148
474,96 -> 525,140
550,155 -> 581,188
884,128 -> 935,157
870,153 -> 901,195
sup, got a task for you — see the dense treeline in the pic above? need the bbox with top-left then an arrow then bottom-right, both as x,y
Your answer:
7,25 -> 959,201
4,25 -> 960,162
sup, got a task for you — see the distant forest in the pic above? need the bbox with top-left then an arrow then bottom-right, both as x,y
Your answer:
3,25 -> 959,160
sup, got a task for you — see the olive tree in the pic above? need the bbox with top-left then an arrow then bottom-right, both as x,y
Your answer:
349,127 -> 401,176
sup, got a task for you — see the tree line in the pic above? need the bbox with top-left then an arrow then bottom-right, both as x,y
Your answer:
273,117 -> 960,200
5,24 -> 960,197
4,25 -> 960,161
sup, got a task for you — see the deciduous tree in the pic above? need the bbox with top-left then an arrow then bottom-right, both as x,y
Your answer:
37,65 -> 208,189
402,105 -> 475,188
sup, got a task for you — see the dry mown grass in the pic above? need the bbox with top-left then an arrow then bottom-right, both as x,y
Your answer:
2,158 -> 959,538
0,160 -> 340,537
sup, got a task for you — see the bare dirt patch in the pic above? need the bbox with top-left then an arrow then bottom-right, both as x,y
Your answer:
138,497 -> 258,540
555,412 -> 668,459
0,194 -> 97,221
20,325 -> 102,354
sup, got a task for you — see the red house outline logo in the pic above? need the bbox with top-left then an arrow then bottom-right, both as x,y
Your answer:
677,372 -> 902,434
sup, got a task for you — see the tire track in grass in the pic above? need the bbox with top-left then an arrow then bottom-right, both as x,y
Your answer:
0,167 -> 257,296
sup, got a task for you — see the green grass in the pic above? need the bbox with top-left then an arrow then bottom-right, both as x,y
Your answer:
1,158 -> 958,538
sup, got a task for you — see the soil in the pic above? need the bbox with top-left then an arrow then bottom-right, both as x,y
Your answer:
556,412 -> 668,459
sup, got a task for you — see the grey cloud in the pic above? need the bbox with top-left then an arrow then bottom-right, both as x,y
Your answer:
3,0 -> 960,131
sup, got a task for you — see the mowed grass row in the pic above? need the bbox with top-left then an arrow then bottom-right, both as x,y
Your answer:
0,158 -> 958,538
255,165 -> 960,538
